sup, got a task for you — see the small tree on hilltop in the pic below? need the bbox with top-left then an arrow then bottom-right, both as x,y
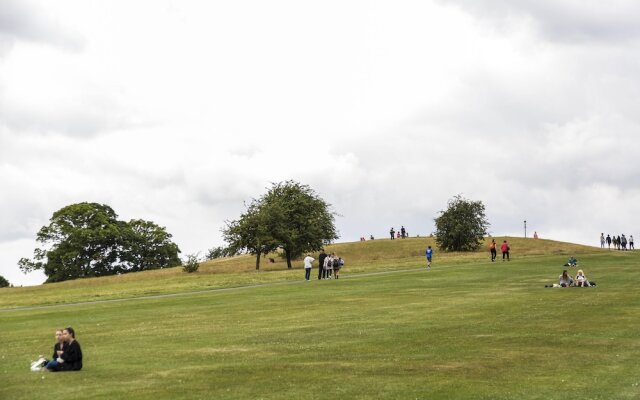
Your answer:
0,275 -> 10,288
434,194 -> 489,252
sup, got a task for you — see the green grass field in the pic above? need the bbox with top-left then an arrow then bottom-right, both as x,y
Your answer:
1,238 -> 639,399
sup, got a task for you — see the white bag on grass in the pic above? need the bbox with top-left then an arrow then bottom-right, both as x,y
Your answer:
30,357 -> 47,371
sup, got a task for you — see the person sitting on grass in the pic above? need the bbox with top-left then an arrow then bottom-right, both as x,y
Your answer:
43,329 -> 67,371
559,270 -> 574,287
564,256 -> 578,267
575,269 -> 590,287
51,327 -> 83,371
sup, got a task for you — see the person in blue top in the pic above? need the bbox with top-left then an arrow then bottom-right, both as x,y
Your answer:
425,246 -> 433,269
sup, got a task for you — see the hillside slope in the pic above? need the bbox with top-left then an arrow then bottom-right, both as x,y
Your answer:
0,237 -> 602,309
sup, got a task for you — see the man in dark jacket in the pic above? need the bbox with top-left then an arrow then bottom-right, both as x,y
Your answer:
318,249 -> 327,280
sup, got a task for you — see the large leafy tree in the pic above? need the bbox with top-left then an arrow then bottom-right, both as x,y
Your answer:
434,194 -> 489,252
261,181 -> 339,269
119,219 -> 182,272
19,202 -> 181,282
0,275 -> 10,288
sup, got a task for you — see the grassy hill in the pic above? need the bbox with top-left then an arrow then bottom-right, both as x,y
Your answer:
1,237 -> 639,399
1,237 -> 598,309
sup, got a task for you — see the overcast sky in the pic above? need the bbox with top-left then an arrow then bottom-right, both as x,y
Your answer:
2,0 -> 639,286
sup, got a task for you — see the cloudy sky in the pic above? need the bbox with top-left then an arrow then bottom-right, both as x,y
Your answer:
2,0 -> 639,286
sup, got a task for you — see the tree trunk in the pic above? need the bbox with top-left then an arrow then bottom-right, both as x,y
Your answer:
255,252 -> 261,270
285,249 -> 292,269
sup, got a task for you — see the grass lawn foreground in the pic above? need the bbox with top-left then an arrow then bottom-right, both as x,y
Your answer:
1,237 -> 639,399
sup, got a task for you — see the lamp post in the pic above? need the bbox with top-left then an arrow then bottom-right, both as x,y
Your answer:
524,220 -> 527,238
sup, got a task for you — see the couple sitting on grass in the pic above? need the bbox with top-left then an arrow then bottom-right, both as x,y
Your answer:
547,269 -> 595,288
31,327 -> 83,372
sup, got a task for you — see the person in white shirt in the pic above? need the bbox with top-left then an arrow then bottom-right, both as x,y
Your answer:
303,255 -> 314,281
575,269 -> 590,287
323,255 -> 333,279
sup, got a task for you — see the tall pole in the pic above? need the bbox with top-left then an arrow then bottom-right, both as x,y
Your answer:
524,220 -> 527,238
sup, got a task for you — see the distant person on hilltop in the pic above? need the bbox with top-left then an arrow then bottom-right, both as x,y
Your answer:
630,235 -> 634,250
600,233 -> 605,248
390,227 -> 395,240
501,240 -> 510,261
606,234 -> 612,249
425,246 -> 433,269
621,234 -> 628,251
489,239 -> 497,262
401,226 -> 406,239
533,231 -> 538,239
370,234 -> 375,240
616,235 -> 622,250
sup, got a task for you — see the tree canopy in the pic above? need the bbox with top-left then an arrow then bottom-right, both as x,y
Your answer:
223,181 -> 339,269
0,275 -> 9,288
19,202 -> 181,282
434,195 -> 489,252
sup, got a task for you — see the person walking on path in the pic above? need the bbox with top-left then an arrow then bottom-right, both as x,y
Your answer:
318,249 -> 327,280
501,240 -> 510,261
425,246 -> 433,269
390,227 -> 395,240
600,233 -> 605,248
303,254 -> 314,281
621,234 -> 628,250
606,234 -> 612,249
401,226 -> 406,239
630,235 -> 635,250
489,239 -> 497,262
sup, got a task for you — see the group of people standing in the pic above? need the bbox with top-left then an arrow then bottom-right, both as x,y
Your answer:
601,233 -> 634,250
303,250 -> 344,281
32,327 -> 83,372
389,226 -> 409,240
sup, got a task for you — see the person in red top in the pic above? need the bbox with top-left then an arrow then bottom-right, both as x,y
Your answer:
501,240 -> 510,261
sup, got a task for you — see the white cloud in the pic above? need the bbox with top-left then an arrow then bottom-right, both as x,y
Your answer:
2,0 -> 640,286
